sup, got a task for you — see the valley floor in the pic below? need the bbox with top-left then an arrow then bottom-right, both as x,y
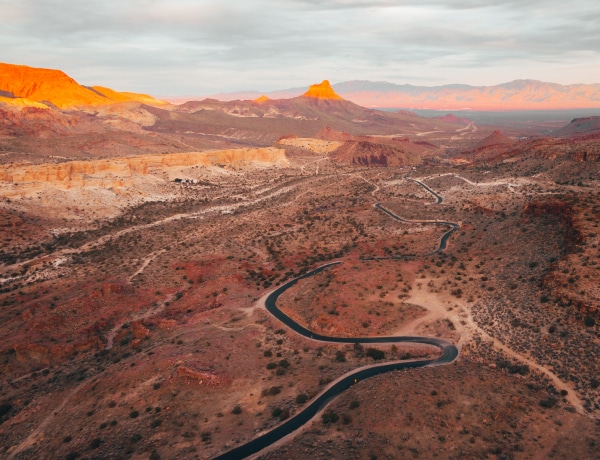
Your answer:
0,151 -> 599,459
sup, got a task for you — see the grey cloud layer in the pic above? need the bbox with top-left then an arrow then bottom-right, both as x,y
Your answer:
1,0 -> 598,94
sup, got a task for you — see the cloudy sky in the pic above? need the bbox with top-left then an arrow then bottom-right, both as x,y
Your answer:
2,0 -> 599,96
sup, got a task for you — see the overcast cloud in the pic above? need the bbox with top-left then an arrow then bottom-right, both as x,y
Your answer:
1,0 -> 599,96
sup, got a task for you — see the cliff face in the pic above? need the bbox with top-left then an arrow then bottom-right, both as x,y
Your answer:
0,148 -> 290,222
0,148 -> 289,186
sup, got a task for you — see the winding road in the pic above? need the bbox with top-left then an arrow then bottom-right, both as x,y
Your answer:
214,177 -> 460,460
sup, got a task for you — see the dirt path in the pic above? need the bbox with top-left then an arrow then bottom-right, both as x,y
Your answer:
105,293 -> 174,350
407,277 -> 586,415
7,379 -> 90,459
1,180 -> 315,289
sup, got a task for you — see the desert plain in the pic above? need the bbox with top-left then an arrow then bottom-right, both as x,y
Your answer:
0,66 -> 599,460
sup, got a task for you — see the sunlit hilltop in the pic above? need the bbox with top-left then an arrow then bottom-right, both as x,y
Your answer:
302,80 -> 344,100
0,63 -> 166,109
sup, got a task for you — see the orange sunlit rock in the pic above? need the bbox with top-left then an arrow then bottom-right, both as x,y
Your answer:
0,63 -> 166,109
302,80 -> 343,100
0,63 -> 110,108
253,95 -> 271,103
92,86 -> 167,105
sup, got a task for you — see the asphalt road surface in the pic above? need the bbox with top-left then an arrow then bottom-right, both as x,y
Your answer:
214,179 -> 460,460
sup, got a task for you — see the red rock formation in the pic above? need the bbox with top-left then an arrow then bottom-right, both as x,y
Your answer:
474,130 -> 515,150
330,141 -> 411,167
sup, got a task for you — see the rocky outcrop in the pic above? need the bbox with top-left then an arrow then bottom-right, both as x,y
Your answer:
330,141 -> 413,167
176,365 -> 223,386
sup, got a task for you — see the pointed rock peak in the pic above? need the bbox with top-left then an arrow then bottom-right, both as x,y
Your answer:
253,95 -> 271,103
475,130 -> 515,149
302,80 -> 343,100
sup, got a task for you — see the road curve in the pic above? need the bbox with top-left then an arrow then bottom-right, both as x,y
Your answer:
214,178 -> 460,460
369,203 -> 459,258
363,176 -> 460,260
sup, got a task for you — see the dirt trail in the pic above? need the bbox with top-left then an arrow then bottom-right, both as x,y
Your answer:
1,180 -> 312,288
407,277 -> 586,415
7,379 -> 90,459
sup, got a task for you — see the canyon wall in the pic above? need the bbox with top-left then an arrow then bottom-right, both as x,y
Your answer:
0,148 -> 289,186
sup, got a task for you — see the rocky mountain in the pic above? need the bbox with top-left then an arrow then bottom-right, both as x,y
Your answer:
167,81 -> 461,145
201,79 -> 600,111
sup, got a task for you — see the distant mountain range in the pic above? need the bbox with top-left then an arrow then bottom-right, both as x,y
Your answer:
197,80 -> 600,111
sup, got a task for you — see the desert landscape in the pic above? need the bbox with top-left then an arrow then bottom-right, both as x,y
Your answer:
0,61 -> 599,460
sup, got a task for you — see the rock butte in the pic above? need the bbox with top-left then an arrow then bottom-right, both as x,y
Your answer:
302,80 -> 344,100
0,63 -> 165,109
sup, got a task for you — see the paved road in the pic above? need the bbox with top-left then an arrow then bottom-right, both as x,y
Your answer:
214,179 -> 460,460
370,203 -> 459,258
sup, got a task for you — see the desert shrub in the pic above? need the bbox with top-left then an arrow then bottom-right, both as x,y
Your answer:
508,364 -> 529,376
539,397 -> 558,408
129,410 -> 139,418
262,386 -> 282,396
89,438 -> 102,449
585,316 -> 596,327
349,400 -> 360,410
151,419 -> 162,428
450,288 -> 462,298
296,393 -> 308,404
266,362 -> 277,370
322,410 -> 339,424
366,348 -> 385,360
231,405 -> 242,415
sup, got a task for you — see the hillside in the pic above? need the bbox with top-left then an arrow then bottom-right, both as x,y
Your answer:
553,116 -> 600,137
